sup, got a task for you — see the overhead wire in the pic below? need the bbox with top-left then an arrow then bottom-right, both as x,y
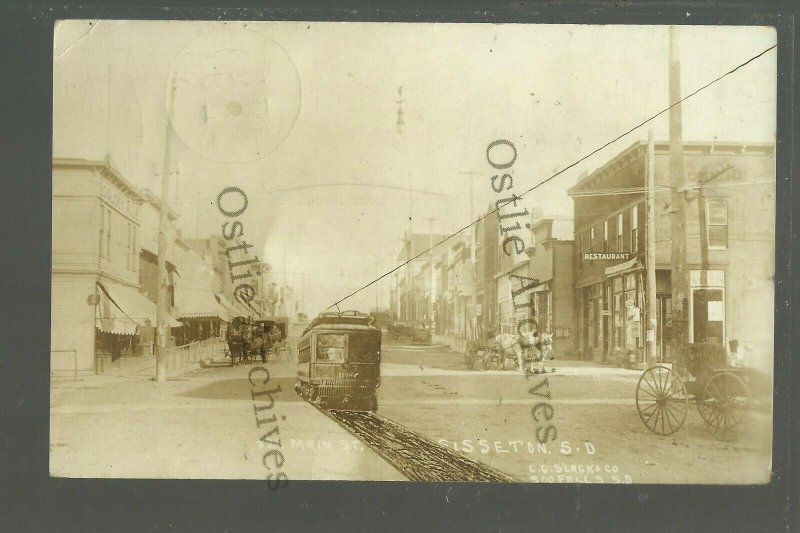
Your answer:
324,43 -> 778,310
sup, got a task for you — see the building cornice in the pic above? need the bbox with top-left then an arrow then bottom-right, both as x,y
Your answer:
53,156 -> 148,203
568,140 -> 775,195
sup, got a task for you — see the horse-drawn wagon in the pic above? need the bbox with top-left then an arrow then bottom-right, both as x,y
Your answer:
634,343 -> 767,441
465,329 -> 554,374
225,316 -> 288,365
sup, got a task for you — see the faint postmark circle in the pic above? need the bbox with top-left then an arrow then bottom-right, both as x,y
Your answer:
168,28 -> 301,163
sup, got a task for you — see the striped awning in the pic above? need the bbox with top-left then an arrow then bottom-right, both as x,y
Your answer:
96,281 -> 181,335
216,293 -> 255,319
174,284 -> 230,321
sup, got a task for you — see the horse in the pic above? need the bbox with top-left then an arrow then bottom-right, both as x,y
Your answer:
492,333 -> 530,372
226,319 -> 253,366
251,324 -> 282,363
492,331 -> 555,374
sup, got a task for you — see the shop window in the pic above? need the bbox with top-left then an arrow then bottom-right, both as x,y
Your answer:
613,291 -> 623,349
707,200 -> 728,249
691,288 -> 725,344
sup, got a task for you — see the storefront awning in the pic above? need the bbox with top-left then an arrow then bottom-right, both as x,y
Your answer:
216,294 -> 254,319
175,284 -> 230,321
604,258 -> 641,277
96,281 -> 181,335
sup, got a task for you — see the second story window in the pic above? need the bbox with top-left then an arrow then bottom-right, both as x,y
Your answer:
99,206 -> 105,258
631,205 -> 639,253
603,220 -> 609,252
617,213 -> 623,251
707,200 -> 728,249
99,205 -> 112,259
589,227 -> 596,253
127,223 -> 137,271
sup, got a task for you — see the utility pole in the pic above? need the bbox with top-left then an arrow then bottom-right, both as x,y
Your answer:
646,129 -> 658,364
669,26 -> 690,367
156,76 -> 177,382
424,217 -> 439,332
374,262 -> 380,311
459,170 -> 482,343
283,243 -> 287,317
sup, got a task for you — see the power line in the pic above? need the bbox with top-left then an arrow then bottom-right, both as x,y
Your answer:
324,43 -> 777,310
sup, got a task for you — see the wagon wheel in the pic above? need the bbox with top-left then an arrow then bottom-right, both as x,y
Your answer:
697,371 -> 751,441
636,365 -> 689,436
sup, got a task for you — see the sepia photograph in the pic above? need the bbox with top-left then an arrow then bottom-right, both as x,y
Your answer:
49,20 -> 777,485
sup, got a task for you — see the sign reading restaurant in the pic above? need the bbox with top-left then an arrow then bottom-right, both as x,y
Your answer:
583,252 -> 631,261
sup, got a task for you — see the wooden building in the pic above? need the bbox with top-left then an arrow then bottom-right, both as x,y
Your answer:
525,217 -> 577,358
51,157 -> 179,376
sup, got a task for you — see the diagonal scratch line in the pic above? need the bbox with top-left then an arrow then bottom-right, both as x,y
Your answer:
55,20 -> 100,60
326,43 -> 777,311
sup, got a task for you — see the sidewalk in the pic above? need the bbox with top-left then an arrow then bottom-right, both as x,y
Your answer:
431,340 -> 642,377
382,361 -> 642,378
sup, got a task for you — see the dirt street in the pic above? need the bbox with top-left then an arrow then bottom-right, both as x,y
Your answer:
49,339 -> 772,484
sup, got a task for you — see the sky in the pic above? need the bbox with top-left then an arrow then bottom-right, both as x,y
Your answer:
53,21 -> 777,316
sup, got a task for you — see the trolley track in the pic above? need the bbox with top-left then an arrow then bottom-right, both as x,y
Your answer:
319,408 -> 517,482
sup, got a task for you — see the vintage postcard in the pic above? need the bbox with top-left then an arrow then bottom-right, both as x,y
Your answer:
51,21 -> 777,484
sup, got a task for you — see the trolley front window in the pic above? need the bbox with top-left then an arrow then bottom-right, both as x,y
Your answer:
348,332 -> 381,363
317,334 -> 345,362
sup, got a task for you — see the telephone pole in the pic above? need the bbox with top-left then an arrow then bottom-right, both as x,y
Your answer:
669,26 -> 690,367
424,217 -> 439,331
646,129 -> 658,364
459,170 -> 482,343
374,262 -> 380,311
156,76 -> 177,382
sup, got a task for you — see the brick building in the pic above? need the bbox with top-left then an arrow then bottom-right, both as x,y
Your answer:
569,141 -> 775,370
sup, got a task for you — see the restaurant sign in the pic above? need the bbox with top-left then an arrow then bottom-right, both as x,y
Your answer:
583,253 -> 631,261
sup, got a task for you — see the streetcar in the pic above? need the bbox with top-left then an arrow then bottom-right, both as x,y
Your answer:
294,310 -> 381,411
